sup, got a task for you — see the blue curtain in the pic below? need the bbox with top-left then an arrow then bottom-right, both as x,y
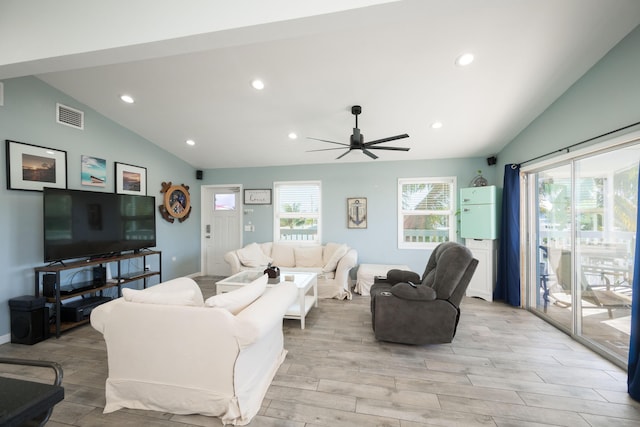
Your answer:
493,164 -> 521,306
628,168 -> 640,400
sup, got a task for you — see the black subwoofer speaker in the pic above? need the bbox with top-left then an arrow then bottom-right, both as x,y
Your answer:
9,296 -> 49,345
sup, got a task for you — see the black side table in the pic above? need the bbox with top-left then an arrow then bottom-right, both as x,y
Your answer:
0,358 -> 64,426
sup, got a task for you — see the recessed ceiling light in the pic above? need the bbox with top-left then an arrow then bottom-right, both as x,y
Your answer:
431,121 -> 443,129
251,79 -> 265,90
455,53 -> 474,67
288,132 -> 298,140
186,139 -> 195,146
120,94 -> 135,104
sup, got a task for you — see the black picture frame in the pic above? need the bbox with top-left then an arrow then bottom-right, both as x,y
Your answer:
5,139 -> 67,191
115,162 -> 147,195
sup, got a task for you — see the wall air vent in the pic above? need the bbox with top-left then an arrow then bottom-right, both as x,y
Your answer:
56,103 -> 84,129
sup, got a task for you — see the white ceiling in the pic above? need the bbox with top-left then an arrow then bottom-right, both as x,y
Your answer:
2,0 -> 640,169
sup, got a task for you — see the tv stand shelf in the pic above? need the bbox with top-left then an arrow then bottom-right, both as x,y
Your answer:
34,250 -> 161,338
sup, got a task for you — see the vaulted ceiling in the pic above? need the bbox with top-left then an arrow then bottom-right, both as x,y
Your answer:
2,0 -> 640,168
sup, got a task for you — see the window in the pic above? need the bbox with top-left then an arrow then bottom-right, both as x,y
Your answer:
273,181 -> 321,243
398,177 -> 456,249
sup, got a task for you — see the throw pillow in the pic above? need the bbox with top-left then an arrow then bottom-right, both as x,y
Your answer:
271,244 -> 296,268
322,243 -> 349,273
122,288 -> 201,306
294,246 -> 324,268
205,274 -> 268,314
237,242 -> 272,267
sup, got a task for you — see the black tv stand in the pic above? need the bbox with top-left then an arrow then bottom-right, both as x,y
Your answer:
34,250 -> 162,338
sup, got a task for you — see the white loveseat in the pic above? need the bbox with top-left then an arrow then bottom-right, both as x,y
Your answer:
224,242 -> 357,300
90,275 -> 296,426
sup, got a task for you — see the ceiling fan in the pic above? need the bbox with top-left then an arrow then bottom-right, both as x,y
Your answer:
307,105 -> 410,159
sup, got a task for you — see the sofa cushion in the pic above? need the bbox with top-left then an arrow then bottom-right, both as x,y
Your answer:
237,242 -> 272,267
122,288 -> 202,306
205,274 -> 268,314
294,246 -> 324,268
271,244 -> 295,268
322,243 -> 349,273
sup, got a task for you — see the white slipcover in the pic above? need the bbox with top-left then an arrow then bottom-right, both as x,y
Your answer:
224,242 -> 357,300
90,277 -> 297,425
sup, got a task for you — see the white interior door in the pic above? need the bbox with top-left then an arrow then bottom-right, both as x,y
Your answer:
202,185 -> 242,276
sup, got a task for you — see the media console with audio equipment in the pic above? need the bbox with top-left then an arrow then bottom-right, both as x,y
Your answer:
34,250 -> 162,338
60,296 -> 112,322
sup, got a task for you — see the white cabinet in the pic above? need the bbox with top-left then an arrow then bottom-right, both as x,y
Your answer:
465,239 -> 497,301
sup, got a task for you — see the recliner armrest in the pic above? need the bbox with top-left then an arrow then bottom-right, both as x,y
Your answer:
385,269 -> 420,285
390,282 -> 437,301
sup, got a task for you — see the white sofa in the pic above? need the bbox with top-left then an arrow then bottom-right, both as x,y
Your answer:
224,242 -> 357,300
90,275 -> 297,426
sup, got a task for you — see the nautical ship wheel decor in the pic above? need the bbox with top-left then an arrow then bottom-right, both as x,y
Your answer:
159,182 -> 191,223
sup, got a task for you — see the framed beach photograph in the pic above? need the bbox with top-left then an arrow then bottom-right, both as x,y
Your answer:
81,155 -> 106,187
347,197 -> 367,229
115,162 -> 147,195
5,139 -> 67,191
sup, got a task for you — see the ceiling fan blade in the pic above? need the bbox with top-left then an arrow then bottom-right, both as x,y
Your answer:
306,147 -> 347,152
364,134 -> 410,146
307,137 -> 350,147
336,150 -> 352,160
368,146 -> 410,151
362,148 -> 379,160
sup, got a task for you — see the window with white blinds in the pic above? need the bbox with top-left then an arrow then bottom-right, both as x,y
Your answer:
398,177 -> 456,249
273,181 -> 321,243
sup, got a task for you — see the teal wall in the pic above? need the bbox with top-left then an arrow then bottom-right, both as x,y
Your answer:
0,76 -> 201,340
497,24 -> 640,178
204,159 -> 493,272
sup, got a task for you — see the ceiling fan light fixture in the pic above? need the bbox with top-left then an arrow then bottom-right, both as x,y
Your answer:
251,79 -> 265,90
288,132 -> 298,140
455,53 -> 474,67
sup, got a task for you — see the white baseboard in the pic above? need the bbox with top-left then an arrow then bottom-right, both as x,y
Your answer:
0,333 -> 10,345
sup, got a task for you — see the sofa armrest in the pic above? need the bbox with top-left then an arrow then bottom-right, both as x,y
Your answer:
334,248 -> 358,288
234,282 -> 297,348
224,250 -> 242,275
90,297 -> 125,333
386,269 -> 420,285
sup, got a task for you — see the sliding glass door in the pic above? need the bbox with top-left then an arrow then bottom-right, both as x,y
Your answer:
528,143 -> 639,365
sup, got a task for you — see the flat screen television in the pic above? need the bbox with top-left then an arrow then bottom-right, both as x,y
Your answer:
43,187 -> 157,262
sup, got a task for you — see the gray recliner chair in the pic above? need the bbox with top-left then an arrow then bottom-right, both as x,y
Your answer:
370,242 -> 478,345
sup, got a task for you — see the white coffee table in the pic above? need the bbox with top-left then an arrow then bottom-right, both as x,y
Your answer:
216,271 -> 318,329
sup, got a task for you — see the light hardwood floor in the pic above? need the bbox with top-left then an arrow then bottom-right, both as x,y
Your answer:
1,276 -> 640,426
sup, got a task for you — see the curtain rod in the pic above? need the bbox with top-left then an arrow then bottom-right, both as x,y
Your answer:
517,119 -> 640,168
